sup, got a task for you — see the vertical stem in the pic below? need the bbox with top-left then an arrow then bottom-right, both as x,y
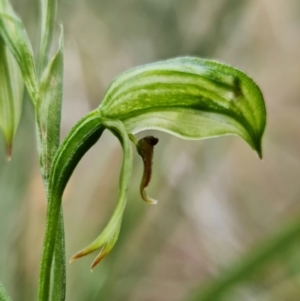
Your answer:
42,186 -> 66,301
37,1 -> 65,296
52,210 -> 66,301
38,112 -> 104,301
38,191 -> 62,301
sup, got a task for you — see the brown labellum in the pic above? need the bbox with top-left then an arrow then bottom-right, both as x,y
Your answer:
136,136 -> 159,204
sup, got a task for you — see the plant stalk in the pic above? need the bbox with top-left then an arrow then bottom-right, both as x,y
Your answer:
38,112 -> 104,301
51,210 -> 66,301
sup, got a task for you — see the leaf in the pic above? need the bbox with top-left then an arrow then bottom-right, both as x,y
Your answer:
70,120 -> 133,270
0,38 -> 23,159
0,0 -> 38,104
99,57 -> 266,158
0,281 -> 12,301
36,31 -> 64,182
38,0 -> 57,76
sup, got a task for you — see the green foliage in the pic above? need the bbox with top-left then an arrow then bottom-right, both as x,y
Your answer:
0,39 -> 23,158
36,31 -> 66,301
0,0 -> 38,104
36,31 -> 64,182
38,0 -> 57,76
0,0 -> 66,300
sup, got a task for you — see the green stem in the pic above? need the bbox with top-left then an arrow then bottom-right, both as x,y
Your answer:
38,136 -> 66,301
51,210 -> 66,301
188,216 -> 300,301
38,111 -> 104,301
39,192 -> 60,301
41,185 -> 66,301
41,172 -> 66,301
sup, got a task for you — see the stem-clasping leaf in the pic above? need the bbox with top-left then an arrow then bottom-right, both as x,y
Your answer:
36,33 -> 66,301
0,38 -> 23,159
41,57 -> 266,275
0,0 -> 38,105
36,31 -> 64,182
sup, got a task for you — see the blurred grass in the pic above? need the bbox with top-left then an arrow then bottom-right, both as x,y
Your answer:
1,0 -> 300,300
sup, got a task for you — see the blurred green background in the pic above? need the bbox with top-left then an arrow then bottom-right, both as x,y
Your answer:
1,0 -> 300,300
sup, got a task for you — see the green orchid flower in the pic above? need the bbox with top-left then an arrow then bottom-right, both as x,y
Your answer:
38,56 -> 266,282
